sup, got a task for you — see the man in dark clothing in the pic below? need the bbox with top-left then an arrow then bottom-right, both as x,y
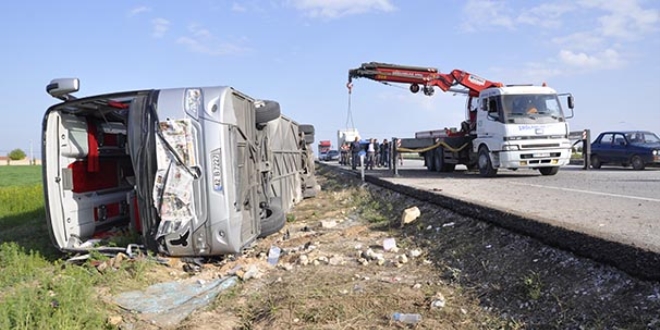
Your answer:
380,139 -> 391,168
350,137 -> 361,170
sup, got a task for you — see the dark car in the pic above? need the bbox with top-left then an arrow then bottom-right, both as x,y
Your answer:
590,131 -> 660,170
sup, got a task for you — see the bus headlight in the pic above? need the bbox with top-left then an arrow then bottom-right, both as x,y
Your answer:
184,88 -> 202,119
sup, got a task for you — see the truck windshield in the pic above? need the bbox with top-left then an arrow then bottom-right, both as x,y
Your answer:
501,94 -> 564,124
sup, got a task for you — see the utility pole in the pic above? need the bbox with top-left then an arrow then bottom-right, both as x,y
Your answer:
30,140 -> 34,165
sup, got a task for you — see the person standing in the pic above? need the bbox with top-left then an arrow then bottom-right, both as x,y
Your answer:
350,137 -> 361,170
381,139 -> 390,168
367,138 -> 377,170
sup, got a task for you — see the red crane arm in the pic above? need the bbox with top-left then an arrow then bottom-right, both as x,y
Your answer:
348,62 -> 502,97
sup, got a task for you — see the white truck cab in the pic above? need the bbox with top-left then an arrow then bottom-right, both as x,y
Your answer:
474,85 -> 574,176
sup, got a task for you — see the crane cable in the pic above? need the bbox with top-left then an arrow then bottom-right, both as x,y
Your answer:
345,82 -> 355,130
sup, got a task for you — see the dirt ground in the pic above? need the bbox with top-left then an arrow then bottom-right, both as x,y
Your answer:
122,165 -> 660,330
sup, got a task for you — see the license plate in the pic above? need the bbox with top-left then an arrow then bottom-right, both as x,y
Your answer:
533,153 -> 551,158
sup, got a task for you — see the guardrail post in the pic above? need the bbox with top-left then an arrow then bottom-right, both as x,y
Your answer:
583,129 -> 591,170
392,137 -> 399,177
360,154 -> 365,181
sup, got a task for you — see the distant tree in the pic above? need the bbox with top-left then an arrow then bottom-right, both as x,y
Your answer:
8,148 -> 26,160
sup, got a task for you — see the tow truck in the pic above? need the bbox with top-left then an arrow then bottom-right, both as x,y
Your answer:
348,62 -> 575,176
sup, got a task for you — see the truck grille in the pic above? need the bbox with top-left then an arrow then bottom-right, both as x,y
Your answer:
521,143 -> 560,149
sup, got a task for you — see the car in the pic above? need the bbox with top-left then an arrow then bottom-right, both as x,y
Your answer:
318,151 -> 328,161
590,130 -> 660,170
325,150 -> 340,161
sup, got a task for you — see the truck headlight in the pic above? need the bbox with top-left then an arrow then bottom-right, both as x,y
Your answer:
653,150 -> 659,156
184,88 -> 202,119
502,144 -> 520,151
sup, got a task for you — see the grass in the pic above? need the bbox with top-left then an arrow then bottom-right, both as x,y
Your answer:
0,165 -> 157,329
0,165 -> 42,187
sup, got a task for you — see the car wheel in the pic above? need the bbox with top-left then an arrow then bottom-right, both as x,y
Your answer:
478,146 -> 498,177
631,155 -> 645,170
591,155 -> 602,169
259,197 -> 285,238
539,167 -> 560,176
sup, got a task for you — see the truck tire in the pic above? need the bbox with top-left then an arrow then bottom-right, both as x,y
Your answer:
477,146 -> 498,177
631,155 -> 645,170
299,124 -> 315,136
539,167 -> 560,176
425,151 -> 436,171
255,100 -> 281,125
591,155 -> 602,169
434,147 -> 443,172
259,197 -> 285,238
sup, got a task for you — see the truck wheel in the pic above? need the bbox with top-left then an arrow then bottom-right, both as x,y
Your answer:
299,124 -> 315,136
433,147 -> 444,172
591,155 -> 602,169
539,167 -> 559,176
477,147 -> 498,177
631,155 -> 645,170
425,152 -> 436,171
443,164 -> 456,172
255,100 -> 281,125
259,197 -> 285,238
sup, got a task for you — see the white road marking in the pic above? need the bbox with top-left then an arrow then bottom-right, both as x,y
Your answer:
507,182 -> 660,203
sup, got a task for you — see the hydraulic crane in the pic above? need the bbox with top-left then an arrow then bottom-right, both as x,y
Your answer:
347,62 -> 503,97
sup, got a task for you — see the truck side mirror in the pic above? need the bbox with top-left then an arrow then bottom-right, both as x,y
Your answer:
567,95 -> 574,109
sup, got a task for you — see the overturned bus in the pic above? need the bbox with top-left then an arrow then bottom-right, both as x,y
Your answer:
42,78 -> 317,257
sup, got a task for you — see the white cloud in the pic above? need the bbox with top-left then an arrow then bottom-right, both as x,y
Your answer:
516,3 -> 575,29
579,0 -> 660,39
461,0 -> 515,32
232,3 -> 247,12
552,31 -> 605,52
128,6 -> 151,17
558,48 -> 624,69
176,24 -> 250,56
288,0 -> 396,19
151,18 -> 170,38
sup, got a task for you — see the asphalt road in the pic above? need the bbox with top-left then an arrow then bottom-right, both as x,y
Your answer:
324,159 -> 660,254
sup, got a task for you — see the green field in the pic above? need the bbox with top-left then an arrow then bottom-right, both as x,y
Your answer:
0,165 -> 42,187
0,165 -> 153,329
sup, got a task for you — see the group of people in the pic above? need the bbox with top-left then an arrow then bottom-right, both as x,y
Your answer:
343,137 -> 401,170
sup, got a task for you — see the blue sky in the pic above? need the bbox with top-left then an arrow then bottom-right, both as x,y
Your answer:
0,0 -> 658,157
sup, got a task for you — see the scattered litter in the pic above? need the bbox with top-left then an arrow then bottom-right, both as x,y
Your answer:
430,292 -> 446,309
113,276 -> 237,327
407,249 -> 422,259
354,243 -> 363,250
401,206 -> 421,227
382,238 -> 397,251
392,312 -> 422,324
426,225 -> 433,231
412,283 -> 422,289
485,245 -> 492,249
267,246 -> 281,265
321,220 -> 338,229
329,256 -> 344,266
442,222 -> 455,227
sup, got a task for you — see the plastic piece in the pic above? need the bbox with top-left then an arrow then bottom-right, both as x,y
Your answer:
392,312 -> 422,324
